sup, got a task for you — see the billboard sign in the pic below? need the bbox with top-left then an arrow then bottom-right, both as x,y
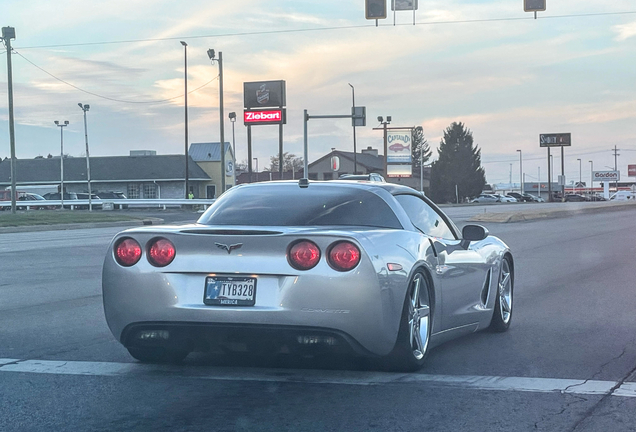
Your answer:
392,0 -> 418,11
540,133 -> 571,147
243,109 -> 286,126
524,0 -> 546,12
243,80 -> 286,109
387,164 -> 412,178
386,132 -> 412,163
628,165 -> 636,177
592,171 -> 620,182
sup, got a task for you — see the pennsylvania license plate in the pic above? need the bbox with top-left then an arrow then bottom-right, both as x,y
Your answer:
204,276 -> 257,306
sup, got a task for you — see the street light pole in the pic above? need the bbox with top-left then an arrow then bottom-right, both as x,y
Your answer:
517,150 -> 523,194
253,158 -> 258,180
78,103 -> 92,211
348,83 -> 357,174
229,112 -> 236,185
54,121 -> 69,209
577,158 -> 582,189
180,41 -> 189,199
589,160 -> 593,199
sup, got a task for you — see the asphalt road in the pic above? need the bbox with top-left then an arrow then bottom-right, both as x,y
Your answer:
1,209 -> 636,431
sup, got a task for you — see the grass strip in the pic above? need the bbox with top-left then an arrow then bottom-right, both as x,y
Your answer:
0,211 -> 143,227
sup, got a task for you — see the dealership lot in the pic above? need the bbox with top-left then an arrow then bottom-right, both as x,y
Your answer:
1,208 -> 635,431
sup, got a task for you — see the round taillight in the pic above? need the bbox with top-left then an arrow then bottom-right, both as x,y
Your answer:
115,238 -> 142,267
288,240 -> 321,270
148,238 -> 176,267
328,241 -> 361,272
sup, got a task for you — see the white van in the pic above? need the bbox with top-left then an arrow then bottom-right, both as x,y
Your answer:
609,191 -> 636,201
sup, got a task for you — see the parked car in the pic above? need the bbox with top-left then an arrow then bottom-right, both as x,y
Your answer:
493,194 -> 517,203
471,194 -> 499,203
43,192 -> 79,209
609,191 -> 636,201
76,193 -> 103,210
588,194 -> 607,201
17,193 -> 54,210
339,173 -> 386,183
96,191 -> 129,209
526,194 -> 545,203
0,189 -> 27,210
564,193 -> 587,202
506,192 -> 533,202
103,180 -> 514,371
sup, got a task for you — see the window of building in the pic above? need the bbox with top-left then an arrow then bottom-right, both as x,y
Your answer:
144,183 -> 157,199
127,184 -> 140,199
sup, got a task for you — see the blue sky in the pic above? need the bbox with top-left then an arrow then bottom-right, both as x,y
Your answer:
1,0 -> 635,185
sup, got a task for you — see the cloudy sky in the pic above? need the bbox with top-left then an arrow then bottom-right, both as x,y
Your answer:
1,0 -> 635,185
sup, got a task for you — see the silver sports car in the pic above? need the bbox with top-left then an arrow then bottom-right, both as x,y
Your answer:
102,180 -> 514,371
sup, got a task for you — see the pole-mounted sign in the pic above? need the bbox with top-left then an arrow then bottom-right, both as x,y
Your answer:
243,109 -> 286,125
524,0 -> 546,19
540,132 -> 571,202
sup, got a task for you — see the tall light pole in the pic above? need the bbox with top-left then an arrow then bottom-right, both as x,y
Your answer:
78,103 -> 92,211
589,160 -> 593,198
348,83 -> 357,174
2,27 -> 17,214
229,112 -> 236,184
516,149 -> 523,194
253,157 -> 258,180
577,158 -> 582,188
378,116 -> 391,178
180,41 -> 189,199
208,49 -> 225,194
54,121 -> 69,209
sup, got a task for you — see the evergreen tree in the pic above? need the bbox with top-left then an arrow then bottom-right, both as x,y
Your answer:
430,122 -> 486,203
411,126 -> 431,168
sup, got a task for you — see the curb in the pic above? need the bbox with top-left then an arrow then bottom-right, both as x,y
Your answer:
469,202 -> 636,223
0,218 -> 164,234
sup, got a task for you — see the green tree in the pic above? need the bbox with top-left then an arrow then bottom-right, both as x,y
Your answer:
411,126 -> 431,168
430,122 -> 486,203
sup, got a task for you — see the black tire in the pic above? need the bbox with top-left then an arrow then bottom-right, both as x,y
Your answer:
384,271 -> 432,372
127,346 -> 189,364
489,256 -> 513,332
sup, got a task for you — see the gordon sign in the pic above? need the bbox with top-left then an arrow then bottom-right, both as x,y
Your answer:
243,80 -> 286,109
592,171 -> 620,182
243,109 -> 286,126
540,133 -> 571,147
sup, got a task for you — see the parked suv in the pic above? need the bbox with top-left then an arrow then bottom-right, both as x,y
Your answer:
95,191 -> 128,209
338,174 -> 386,183
506,192 -> 534,202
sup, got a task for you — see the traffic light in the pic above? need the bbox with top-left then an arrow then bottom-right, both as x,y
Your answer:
366,0 -> 387,20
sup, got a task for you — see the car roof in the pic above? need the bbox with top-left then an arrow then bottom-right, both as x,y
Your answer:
233,180 -> 417,196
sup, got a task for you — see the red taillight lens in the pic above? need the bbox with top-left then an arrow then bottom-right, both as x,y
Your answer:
148,238 -> 176,267
115,238 -> 142,267
288,240 -> 321,270
328,241 -> 361,272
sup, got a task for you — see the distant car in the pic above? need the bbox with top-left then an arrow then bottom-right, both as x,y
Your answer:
564,194 -> 586,202
609,191 -> 636,201
338,174 -> 386,183
18,193 -> 53,210
493,194 -> 516,203
95,191 -> 129,209
471,194 -> 499,203
526,194 -> 545,203
76,193 -> 103,210
506,192 -> 533,202
43,192 -> 79,209
588,194 -> 607,201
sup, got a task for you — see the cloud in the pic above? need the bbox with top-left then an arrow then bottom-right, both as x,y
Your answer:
613,20 -> 636,41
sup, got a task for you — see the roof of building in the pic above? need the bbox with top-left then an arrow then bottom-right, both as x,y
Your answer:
189,142 -> 232,162
0,155 -> 210,185
309,150 -> 385,172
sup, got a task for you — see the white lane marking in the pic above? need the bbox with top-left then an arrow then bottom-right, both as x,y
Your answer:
0,358 -> 634,397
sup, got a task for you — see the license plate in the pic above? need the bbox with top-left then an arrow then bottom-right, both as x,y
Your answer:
204,276 -> 256,306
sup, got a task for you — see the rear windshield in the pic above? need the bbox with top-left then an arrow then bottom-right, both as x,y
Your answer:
198,184 -> 402,229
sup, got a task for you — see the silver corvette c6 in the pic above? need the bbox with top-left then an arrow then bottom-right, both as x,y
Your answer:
102,180 -> 514,371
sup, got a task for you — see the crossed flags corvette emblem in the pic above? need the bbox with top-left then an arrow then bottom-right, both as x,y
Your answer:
215,242 -> 243,254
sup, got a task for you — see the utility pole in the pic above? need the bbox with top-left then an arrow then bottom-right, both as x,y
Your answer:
78,103 -> 92,211
517,149 -> 523,194
180,41 -> 189,199
2,27 -> 17,214
218,52 -> 226,193
54,121 -> 69,209
612,145 -> 620,192
509,163 -> 512,189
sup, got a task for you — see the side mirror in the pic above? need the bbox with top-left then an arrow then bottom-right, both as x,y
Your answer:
462,224 -> 489,241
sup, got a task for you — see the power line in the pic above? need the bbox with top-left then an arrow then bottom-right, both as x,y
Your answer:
13,10 -> 636,50
13,50 -> 220,104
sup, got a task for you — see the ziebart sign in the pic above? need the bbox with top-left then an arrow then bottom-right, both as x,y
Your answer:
592,171 -> 620,182
243,109 -> 286,125
386,132 -> 412,163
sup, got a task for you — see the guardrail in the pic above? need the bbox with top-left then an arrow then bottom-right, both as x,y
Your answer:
0,198 -> 216,210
